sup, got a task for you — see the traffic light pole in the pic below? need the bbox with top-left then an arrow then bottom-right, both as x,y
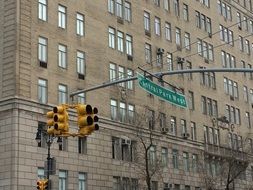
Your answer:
46,138 -> 51,189
69,68 -> 253,97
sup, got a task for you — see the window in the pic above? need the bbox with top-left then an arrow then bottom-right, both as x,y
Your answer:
59,137 -> 67,151
192,154 -> 198,172
108,0 -> 114,14
154,0 -> 160,6
144,12 -> 150,33
78,173 -> 87,190
165,22 -> 172,41
151,181 -> 158,190
131,178 -> 139,190
188,91 -> 194,110
164,0 -> 170,11
246,112 -> 251,128
122,177 -> 130,190
58,84 -> 67,104
117,31 -> 124,52
78,137 -> 87,154
109,27 -> 115,48
191,122 -> 197,141
245,39 -> 250,54
201,96 -> 218,117
37,122 -> 47,148
38,167 -> 45,179
124,2 -> 131,22
113,176 -> 121,190
109,63 -> 117,81
38,0 -> 47,21
170,116 -> 176,135
59,170 -> 67,190
161,147 -> 168,167
58,44 -> 67,68
118,66 -> 125,87
175,28 -> 181,46
111,99 -> 117,120
128,104 -> 134,124
197,39 -> 214,61
184,32 -> 190,50
149,146 -> 156,165
116,0 -> 123,18
148,109 -> 155,130
126,35 -> 132,56
226,105 -> 241,124
183,4 -> 189,21
239,36 -> 244,51
166,52 -> 173,71
159,112 -> 166,129
172,149 -> 178,169
145,43 -> 152,64
181,119 -> 187,134
127,69 -> 134,90
173,0 -> 179,17
119,102 -> 126,122
243,86 -> 248,102
38,79 -> 47,104
250,89 -> 253,103
76,13 -> 84,36
77,93 -> 85,104
154,17 -> 161,36
38,37 -> 47,63
58,5 -> 66,29
77,51 -> 85,75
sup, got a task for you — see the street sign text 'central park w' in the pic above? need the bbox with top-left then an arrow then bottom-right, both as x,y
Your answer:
137,73 -> 187,108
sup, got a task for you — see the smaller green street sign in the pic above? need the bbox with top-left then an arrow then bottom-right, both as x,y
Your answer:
137,73 -> 187,108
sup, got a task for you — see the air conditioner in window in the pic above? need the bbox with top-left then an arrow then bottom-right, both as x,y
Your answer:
157,48 -> 164,55
204,58 -> 209,63
117,17 -> 124,24
238,25 -> 242,30
121,138 -> 131,146
177,57 -> 185,64
182,133 -> 190,139
208,32 -> 212,38
161,127 -> 169,134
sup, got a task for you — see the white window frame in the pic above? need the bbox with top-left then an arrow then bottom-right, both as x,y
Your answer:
38,79 -> 47,104
76,13 -> 84,36
59,170 -> 67,190
58,44 -> 67,68
109,27 -> 115,49
154,17 -> 161,36
38,37 -> 47,62
117,31 -> 124,52
126,34 -> 132,56
38,0 -> 47,21
58,5 -> 66,29
78,173 -> 87,190
77,51 -> 85,75
58,84 -> 67,104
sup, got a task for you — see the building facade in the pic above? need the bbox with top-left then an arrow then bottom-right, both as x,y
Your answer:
0,0 -> 253,189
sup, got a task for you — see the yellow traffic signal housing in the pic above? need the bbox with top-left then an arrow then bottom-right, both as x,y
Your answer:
77,105 -> 99,136
37,179 -> 44,190
43,179 -> 49,190
53,105 -> 69,134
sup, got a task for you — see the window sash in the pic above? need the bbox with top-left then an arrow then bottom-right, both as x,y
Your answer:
58,45 -> 67,68
58,5 -> 66,28
77,51 -> 85,74
76,13 -> 84,36
38,0 -> 47,21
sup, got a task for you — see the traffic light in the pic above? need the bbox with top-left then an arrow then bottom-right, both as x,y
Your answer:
77,104 -> 99,136
43,179 -> 48,190
37,179 -> 44,190
53,105 -> 69,134
46,110 -> 55,135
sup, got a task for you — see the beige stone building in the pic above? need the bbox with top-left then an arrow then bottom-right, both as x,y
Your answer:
0,0 -> 253,189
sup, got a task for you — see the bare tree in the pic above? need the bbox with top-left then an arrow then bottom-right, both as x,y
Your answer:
131,107 -> 164,190
199,136 -> 252,190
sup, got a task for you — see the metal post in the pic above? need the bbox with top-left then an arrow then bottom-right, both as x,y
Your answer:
47,137 -> 51,189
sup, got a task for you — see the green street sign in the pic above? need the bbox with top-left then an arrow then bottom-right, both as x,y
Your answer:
137,73 -> 187,108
